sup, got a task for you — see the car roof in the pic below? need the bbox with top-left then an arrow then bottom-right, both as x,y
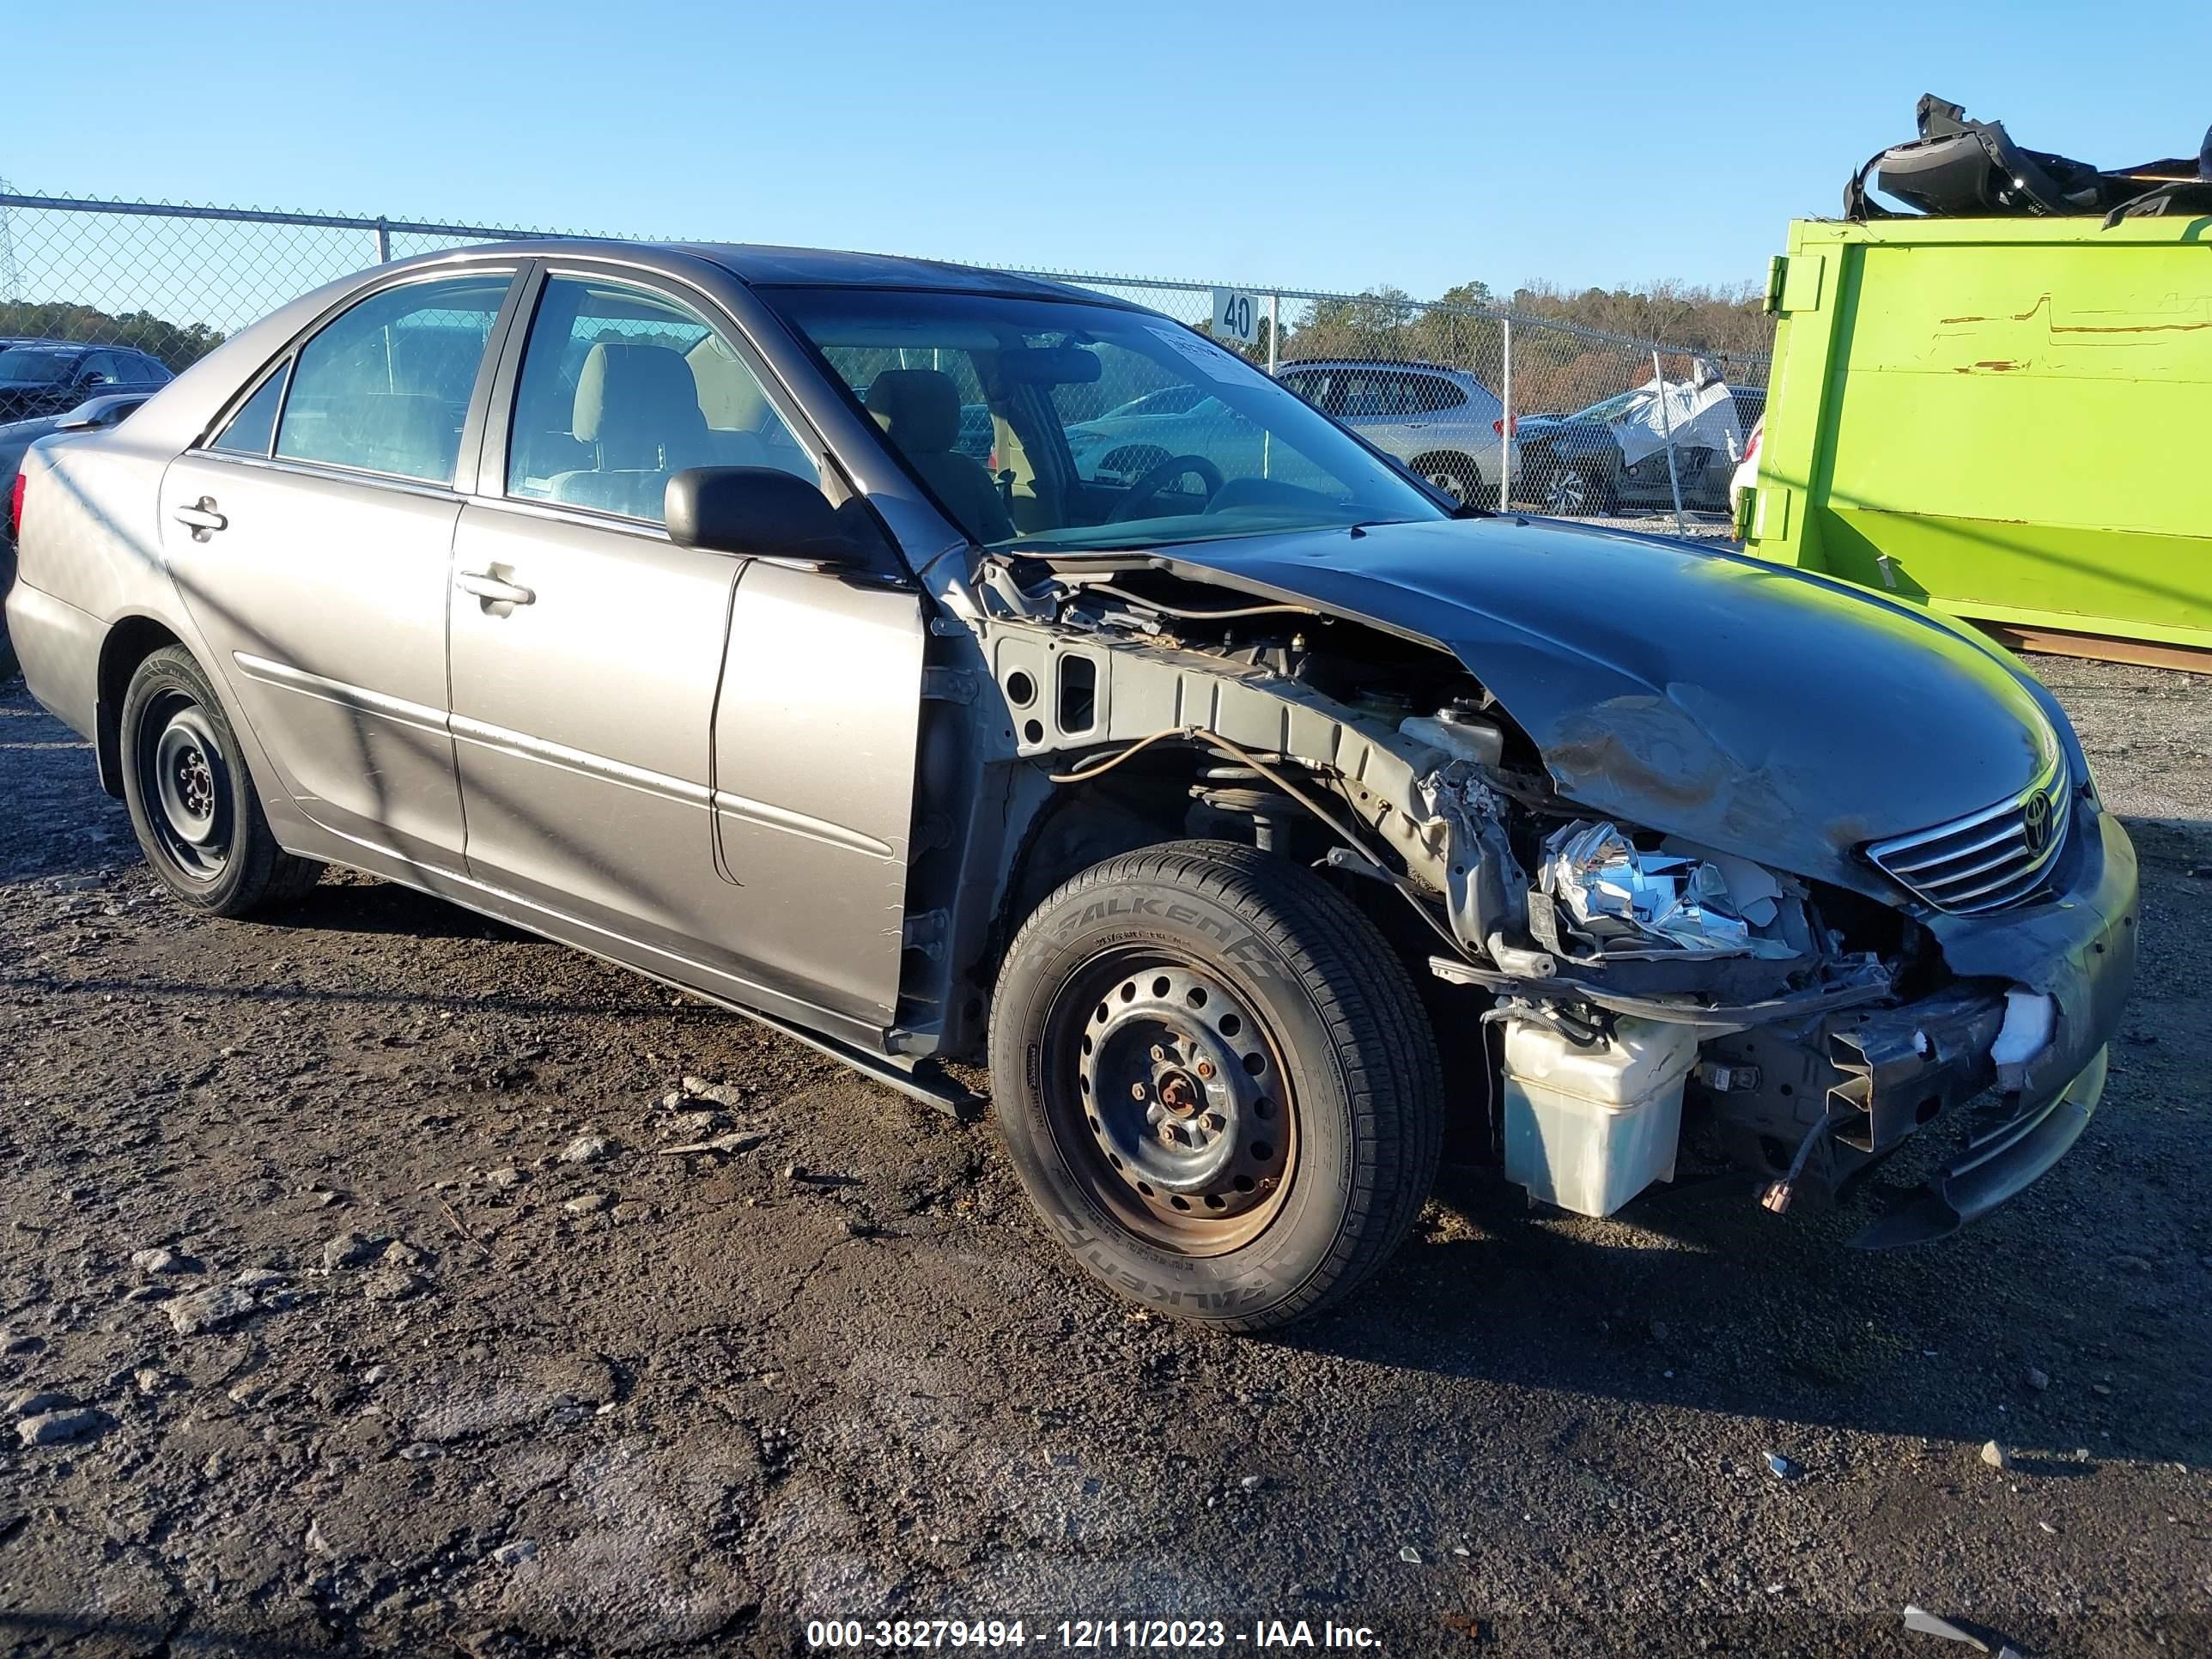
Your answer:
434,237 -> 1137,307
686,242 -> 1128,302
1277,358 -> 1473,376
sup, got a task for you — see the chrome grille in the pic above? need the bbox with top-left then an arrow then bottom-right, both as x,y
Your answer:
1865,758 -> 2073,915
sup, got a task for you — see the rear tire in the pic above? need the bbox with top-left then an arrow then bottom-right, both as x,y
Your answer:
119,646 -> 321,916
988,840 -> 1443,1332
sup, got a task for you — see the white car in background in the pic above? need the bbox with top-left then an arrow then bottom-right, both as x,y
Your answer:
1730,414 -> 1764,522
1277,360 -> 1518,507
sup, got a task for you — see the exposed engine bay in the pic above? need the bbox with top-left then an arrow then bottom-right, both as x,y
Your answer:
960,549 -> 2117,1244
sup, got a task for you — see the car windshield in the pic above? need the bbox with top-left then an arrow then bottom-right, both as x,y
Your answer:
0,349 -> 76,386
763,286 -> 1448,553
1570,387 -> 1652,424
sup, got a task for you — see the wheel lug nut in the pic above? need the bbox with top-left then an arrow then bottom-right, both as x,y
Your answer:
1158,1124 -> 1180,1146
1149,1045 -> 1165,1061
1195,1060 -> 1214,1079
1130,1083 -> 1147,1100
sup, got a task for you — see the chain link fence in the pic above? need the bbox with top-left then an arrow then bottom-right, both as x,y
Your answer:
0,190 -> 1771,538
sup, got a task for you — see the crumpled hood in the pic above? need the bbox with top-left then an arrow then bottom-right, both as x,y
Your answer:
1141,515 -> 2060,894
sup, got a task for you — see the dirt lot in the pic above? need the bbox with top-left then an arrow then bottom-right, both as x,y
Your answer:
0,654 -> 2206,1658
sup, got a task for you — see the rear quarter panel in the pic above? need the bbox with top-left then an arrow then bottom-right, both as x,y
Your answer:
9,434 -> 182,734
8,433 -> 316,854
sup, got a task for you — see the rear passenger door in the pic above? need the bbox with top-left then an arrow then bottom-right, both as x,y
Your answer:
159,268 -> 520,868
448,265 -> 925,1030
1352,369 -> 1462,464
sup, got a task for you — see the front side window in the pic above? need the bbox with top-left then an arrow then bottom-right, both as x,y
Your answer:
506,274 -> 816,525
765,289 -> 1446,553
273,274 -> 511,483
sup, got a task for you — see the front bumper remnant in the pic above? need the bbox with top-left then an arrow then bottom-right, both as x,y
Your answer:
1850,1046 -> 2107,1248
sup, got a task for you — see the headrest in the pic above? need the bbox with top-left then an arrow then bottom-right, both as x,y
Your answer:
574,342 -> 704,444
865,368 -> 961,455
689,340 -> 771,430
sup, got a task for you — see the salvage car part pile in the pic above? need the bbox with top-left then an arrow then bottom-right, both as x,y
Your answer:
1847,93 -> 2212,223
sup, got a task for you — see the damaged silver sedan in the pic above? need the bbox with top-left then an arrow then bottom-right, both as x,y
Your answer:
4,242 -> 2136,1329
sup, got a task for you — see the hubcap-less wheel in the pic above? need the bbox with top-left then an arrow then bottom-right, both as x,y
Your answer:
140,694 -> 232,879
1055,953 -> 1295,1254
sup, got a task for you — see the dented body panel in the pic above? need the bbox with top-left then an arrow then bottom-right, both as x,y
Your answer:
1068,514 -> 2061,898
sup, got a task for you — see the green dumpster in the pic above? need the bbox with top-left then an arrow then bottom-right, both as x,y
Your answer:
1741,216 -> 2212,667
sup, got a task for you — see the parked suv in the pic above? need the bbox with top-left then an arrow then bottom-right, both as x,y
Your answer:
0,341 -> 173,423
5,243 -> 2134,1331
1276,360 -> 1517,507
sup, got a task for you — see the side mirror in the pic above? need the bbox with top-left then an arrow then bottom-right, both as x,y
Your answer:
664,466 -> 868,566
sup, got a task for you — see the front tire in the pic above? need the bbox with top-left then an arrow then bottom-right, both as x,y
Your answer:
1543,463 -> 1615,517
119,646 -> 321,916
988,841 -> 1443,1332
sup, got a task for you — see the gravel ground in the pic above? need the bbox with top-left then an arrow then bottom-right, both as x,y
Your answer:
0,654 -> 2205,1658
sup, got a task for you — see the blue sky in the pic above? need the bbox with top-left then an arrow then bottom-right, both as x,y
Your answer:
9,0 -> 2209,300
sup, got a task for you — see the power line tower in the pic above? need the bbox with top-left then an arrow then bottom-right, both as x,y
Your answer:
0,178 -> 21,305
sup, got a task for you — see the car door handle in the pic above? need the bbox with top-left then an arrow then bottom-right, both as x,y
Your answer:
173,498 -> 227,538
454,569 -> 536,607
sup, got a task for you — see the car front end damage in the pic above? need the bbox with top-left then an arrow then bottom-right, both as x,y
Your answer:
952,519 -> 2137,1244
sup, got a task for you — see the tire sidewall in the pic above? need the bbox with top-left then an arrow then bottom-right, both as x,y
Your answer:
119,648 -> 258,913
990,863 -> 1361,1322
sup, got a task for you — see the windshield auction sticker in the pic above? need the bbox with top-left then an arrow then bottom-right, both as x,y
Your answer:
1142,323 -> 1266,386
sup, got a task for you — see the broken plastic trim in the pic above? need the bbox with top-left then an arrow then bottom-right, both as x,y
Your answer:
1850,1046 -> 2107,1249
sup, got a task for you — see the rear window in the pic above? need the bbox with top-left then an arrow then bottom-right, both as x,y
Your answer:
273,275 -> 510,483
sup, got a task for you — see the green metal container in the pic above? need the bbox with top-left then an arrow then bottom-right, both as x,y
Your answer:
1741,216 -> 2212,665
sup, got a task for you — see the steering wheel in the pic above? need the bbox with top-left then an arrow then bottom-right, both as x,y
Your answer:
1107,453 -> 1225,523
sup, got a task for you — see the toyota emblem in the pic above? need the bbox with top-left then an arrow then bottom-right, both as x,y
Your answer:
2021,790 -> 2054,855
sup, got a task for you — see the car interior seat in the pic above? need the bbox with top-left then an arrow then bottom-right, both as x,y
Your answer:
864,368 -> 1013,544
547,341 -> 719,520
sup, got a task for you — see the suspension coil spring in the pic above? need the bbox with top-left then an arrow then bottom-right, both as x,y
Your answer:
1190,763 -> 1302,853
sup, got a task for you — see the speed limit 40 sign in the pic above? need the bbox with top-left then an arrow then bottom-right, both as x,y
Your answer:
1210,288 -> 1261,346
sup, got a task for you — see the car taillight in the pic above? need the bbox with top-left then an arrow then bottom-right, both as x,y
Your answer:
1491,416 -> 1517,436
1743,422 -> 1763,462
6,471 -> 23,543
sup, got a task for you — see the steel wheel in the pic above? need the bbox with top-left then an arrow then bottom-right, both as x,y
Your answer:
138,690 -> 233,881
1048,951 -> 1297,1255
991,841 -> 1443,1330
118,645 -> 322,915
